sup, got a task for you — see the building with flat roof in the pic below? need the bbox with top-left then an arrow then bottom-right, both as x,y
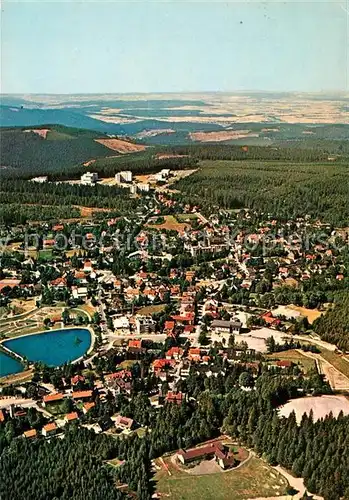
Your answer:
135,315 -> 156,335
137,183 -> 150,192
115,171 -> 133,183
81,172 -> 98,185
31,176 -> 48,183
211,319 -> 242,334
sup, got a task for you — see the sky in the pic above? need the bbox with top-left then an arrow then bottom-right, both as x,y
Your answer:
1,0 -> 348,94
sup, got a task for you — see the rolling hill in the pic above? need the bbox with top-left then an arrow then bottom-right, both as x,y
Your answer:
0,126 -> 147,178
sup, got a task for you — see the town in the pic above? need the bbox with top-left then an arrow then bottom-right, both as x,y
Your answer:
1,165 -> 349,499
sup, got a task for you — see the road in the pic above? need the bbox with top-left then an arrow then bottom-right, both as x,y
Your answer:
299,350 -> 349,391
0,397 -> 52,417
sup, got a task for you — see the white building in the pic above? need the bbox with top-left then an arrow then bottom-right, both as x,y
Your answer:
155,169 -> 171,182
135,315 -> 156,335
81,172 -> 98,185
31,176 -> 48,183
137,183 -> 150,192
113,316 -> 130,330
72,286 -> 88,299
115,171 -> 133,183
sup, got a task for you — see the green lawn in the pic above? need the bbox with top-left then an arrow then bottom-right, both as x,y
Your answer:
38,249 -> 54,260
320,349 -> 349,380
137,304 -> 166,315
265,349 -> 316,374
154,456 -> 288,500
45,401 -> 68,416
175,213 -> 198,221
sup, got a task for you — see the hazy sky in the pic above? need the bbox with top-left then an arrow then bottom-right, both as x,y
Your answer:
1,0 -> 347,94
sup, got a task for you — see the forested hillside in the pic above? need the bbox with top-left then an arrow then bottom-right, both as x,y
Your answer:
1,126 -> 348,226
313,295 -> 349,351
0,126 -> 198,180
175,159 -> 349,225
0,127 -> 114,175
0,179 -> 140,212
1,371 -> 348,499
0,426 -> 150,500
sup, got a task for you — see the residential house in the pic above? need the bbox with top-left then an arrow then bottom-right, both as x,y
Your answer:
72,390 -> 93,401
114,415 -> 134,432
166,391 -> 184,405
211,319 -> 242,335
42,393 -> 64,407
177,442 -> 235,469
23,429 -> 37,439
83,402 -> 95,414
42,422 -> 57,437
64,412 -> 79,424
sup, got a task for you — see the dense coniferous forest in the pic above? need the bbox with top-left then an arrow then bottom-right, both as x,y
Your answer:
313,294 -> 349,351
175,159 -> 349,225
0,426 -> 151,500
1,370 -> 348,500
0,204 -> 82,225
0,127 -> 198,180
0,179 -> 141,211
165,143 -> 349,162
0,127 -> 114,174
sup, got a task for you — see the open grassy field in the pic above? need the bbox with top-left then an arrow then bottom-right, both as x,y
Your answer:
146,215 -> 189,234
175,213 -> 199,222
0,299 -> 36,319
319,349 -> 349,379
265,349 -> 316,374
154,455 -> 288,500
45,400 -> 67,416
136,304 -> 166,315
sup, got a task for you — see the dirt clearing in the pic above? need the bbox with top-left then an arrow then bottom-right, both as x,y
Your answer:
95,138 -> 146,154
278,395 -> 349,423
189,130 -> 259,142
287,305 -> 323,324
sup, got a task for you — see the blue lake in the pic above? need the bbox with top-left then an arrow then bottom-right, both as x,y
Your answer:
0,351 -> 24,378
2,328 -> 92,372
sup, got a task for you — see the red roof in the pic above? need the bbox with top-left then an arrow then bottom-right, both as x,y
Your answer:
152,359 -> 175,370
128,339 -> 142,349
72,390 -> 93,399
166,347 -> 183,357
166,391 -> 183,404
106,370 -> 132,381
177,442 -> 233,465
50,277 -> 66,286
23,429 -> 37,438
65,412 -> 79,421
71,375 -> 85,385
83,402 -> 95,412
276,360 -> 293,368
43,393 -> 64,403
164,321 -> 175,331
43,422 -> 57,432
189,348 -> 201,355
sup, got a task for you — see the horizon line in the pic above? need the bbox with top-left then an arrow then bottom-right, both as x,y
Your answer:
1,90 -> 348,96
